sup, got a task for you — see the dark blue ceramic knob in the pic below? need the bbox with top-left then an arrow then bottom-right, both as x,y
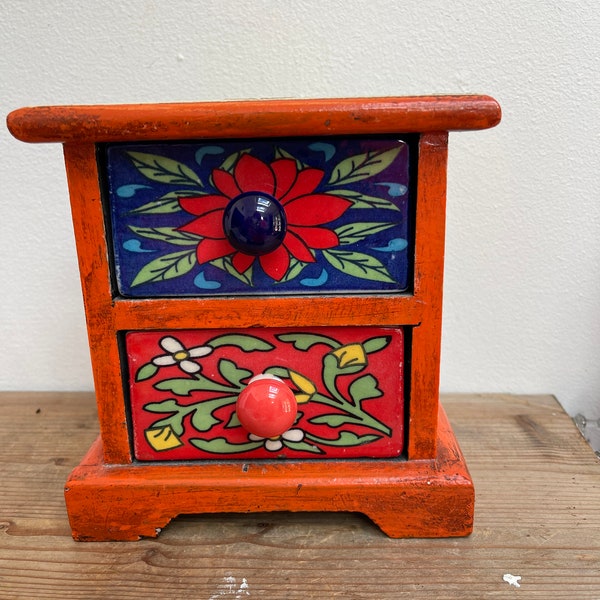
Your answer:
222,192 -> 287,256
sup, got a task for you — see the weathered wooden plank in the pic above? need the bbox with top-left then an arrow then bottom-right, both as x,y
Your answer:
0,393 -> 598,599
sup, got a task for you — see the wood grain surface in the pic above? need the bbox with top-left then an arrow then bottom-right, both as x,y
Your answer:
7,96 -> 501,143
1,392 -> 598,599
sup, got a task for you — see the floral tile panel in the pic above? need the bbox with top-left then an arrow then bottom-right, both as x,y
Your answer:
105,137 -> 412,296
126,327 -> 405,460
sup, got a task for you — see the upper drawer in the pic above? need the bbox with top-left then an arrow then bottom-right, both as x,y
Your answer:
104,136 -> 413,297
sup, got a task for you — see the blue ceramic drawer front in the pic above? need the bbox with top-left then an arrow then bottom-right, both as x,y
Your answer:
105,137 -> 412,297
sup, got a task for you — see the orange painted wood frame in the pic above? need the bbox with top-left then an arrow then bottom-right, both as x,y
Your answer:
65,404 -> 473,541
8,96 -> 501,539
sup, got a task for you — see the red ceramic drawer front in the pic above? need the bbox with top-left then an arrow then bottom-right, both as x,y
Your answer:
126,327 -> 404,460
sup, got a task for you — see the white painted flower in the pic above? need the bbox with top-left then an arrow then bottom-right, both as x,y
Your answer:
152,336 -> 213,374
249,428 -> 304,452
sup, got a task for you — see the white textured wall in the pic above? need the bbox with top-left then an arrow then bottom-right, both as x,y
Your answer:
1,1 -> 599,425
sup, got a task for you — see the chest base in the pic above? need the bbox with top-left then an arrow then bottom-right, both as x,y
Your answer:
64,404 -> 473,541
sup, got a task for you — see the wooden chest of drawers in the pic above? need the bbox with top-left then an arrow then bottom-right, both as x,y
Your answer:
8,96 -> 501,540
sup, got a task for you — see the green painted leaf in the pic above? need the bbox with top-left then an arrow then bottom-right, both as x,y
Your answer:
210,256 -> 254,285
322,353 -> 365,380
335,222 -> 397,245
274,146 -> 306,170
148,414 -> 186,437
131,250 -> 196,287
128,226 -> 201,246
304,430 -> 381,447
154,374 -> 233,396
128,190 -> 200,215
136,362 -> 159,382
349,375 -> 383,404
329,189 -> 400,211
263,366 -> 290,379
225,411 -> 241,428
127,152 -> 203,187
276,333 -> 340,351
144,399 -> 182,414
190,410 -> 221,432
277,258 -> 310,283
190,397 -> 237,432
218,359 -> 253,387
283,440 -> 324,454
363,336 -> 392,354
334,431 -> 381,446
190,437 -> 263,453
323,249 -> 396,283
308,414 -> 363,427
328,146 -> 403,186
206,333 -> 274,352
218,149 -> 251,173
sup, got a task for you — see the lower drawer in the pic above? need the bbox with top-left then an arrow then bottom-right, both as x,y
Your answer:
125,326 -> 405,460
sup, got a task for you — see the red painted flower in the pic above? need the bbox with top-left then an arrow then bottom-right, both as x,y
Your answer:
177,154 -> 351,281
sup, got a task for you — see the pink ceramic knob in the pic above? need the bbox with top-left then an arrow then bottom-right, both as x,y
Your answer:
236,374 -> 297,438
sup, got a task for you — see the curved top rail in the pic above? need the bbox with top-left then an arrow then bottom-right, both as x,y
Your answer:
7,95 -> 501,144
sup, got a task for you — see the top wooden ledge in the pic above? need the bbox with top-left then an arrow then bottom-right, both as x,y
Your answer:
7,95 -> 501,144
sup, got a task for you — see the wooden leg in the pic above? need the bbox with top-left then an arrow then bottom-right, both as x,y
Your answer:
364,481 -> 474,539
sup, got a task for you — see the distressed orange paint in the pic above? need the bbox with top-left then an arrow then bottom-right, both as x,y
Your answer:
7,96 -> 501,540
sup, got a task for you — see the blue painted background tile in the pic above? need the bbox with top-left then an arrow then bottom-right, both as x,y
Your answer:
105,137 -> 412,296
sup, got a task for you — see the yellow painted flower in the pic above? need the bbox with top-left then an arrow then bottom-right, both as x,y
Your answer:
288,370 -> 316,403
330,343 -> 368,368
145,425 -> 184,451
